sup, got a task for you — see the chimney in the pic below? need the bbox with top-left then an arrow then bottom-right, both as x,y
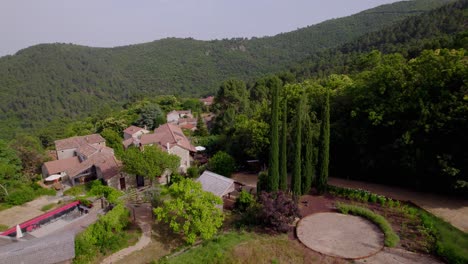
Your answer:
167,142 -> 171,154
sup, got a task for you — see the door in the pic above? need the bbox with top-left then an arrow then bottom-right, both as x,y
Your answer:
119,177 -> 126,190
136,175 -> 145,187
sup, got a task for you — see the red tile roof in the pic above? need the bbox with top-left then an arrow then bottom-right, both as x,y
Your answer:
55,134 -> 105,151
43,157 -> 81,175
200,96 -> 214,105
123,125 -> 146,135
140,123 -> 196,152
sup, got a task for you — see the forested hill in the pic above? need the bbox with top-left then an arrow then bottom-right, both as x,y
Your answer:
293,0 -> 467,79
0,0 -> 453,138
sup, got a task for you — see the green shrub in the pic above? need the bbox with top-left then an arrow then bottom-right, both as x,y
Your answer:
0,224 -> 9,231
186,166 -> 199,178
207,151 -> 235,177
5,187 -> 35,205
336,203 -> 400,247
64,185 -> 87,197
76,198 -> 92,208
235,190 -> 256,212
41,203 -> 55,212
74,204 -> 130,264
419,210 -> 468,264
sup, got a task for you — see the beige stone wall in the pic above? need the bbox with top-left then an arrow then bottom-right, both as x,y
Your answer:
169,145 -> 190,173
107,172 -> 152,190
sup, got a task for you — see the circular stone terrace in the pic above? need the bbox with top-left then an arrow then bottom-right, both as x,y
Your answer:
296,212 -> 384,259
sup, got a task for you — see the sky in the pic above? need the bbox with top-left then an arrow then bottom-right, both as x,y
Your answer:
0,0 -> 400,56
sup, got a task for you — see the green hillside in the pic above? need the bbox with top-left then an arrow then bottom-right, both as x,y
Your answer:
0,0 -> 453,138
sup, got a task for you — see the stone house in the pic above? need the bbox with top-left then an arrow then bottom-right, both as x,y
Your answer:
42,134 -> 121,187
140,123 -> 197,173
166,110 -> 193,123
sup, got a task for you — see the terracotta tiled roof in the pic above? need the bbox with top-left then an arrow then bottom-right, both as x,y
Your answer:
180,123 -> 196,131
55,134 -> 105,151
43,157 -> 81,176
140,123 -> 196,152
123,138 -> 135,148
178,118 -> 197,125
66,150 -> 118,179
200,96 -> 214,105
177,110 -> 191,115
123,125 -> 146,135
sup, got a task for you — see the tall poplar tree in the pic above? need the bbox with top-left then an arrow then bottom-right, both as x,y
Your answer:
292,97 -> 303,196
267,77 -> 281,192
279,97 -> 288,191
317,89 -> 330,194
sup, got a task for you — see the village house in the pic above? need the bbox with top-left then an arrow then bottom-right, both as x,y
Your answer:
42,134 -> 121,188
166,110 -> 193,123
139,123 -> 197,173
200,96 -> 214,106
122,125 -> 150,149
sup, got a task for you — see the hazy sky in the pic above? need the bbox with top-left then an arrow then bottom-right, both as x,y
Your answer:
1,0 -> 399,56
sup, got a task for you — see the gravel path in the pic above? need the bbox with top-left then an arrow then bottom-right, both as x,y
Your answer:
101,204 -> 153,264
329,177 -> 468,232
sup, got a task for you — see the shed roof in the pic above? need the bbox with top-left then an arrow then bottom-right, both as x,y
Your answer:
197,170 -> 235,197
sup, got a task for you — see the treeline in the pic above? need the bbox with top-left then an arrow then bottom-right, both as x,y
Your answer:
291,0 -> 467,80
209,48 -> 467,195
0,0 -> 451,139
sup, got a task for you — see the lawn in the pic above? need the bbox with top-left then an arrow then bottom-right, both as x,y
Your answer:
160,232 -> 342,264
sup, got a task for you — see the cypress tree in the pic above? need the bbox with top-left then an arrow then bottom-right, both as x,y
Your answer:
279,97 -> 288,191
317,89 -> 330,194
292,97 -> 303,196
302,113 -> 314,194
267,77 -> 281,192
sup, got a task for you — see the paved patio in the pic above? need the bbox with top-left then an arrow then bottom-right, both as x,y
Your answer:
296,212 -> 384,259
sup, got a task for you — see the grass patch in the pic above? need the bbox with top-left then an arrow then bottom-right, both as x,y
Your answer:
419,209 -> 468,264
160,232 -> 312,264
336,202 -> 400,247
160,232 -> 254,264
41,203 -> 56,212
0,224 -> 9,231
64,184 -> 88,197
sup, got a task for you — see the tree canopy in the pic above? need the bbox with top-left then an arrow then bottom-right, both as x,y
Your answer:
153,178 -> 224,244
121,146 -> 180,180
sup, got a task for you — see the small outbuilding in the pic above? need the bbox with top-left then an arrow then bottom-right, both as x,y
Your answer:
196,170 -> 236,200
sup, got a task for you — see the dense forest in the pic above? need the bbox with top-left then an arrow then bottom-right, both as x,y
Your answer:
0,0 -> 453,139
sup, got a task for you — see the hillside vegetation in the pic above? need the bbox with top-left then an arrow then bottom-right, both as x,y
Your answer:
0,0 -> 453,139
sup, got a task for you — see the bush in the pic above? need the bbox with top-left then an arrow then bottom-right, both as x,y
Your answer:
74,204 -> 130,264
5,186 -> 35,205
207,151 -> 235,177
64,185 -> 87,197
235,190 -> 256,212
186,166 -> 199,178
76,198 -> 92,208
336,203 -> 400,247
258,191 -> 300,233
256,171 -> 268,194
419,209 -> 468,264
41,203 -> 55,212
